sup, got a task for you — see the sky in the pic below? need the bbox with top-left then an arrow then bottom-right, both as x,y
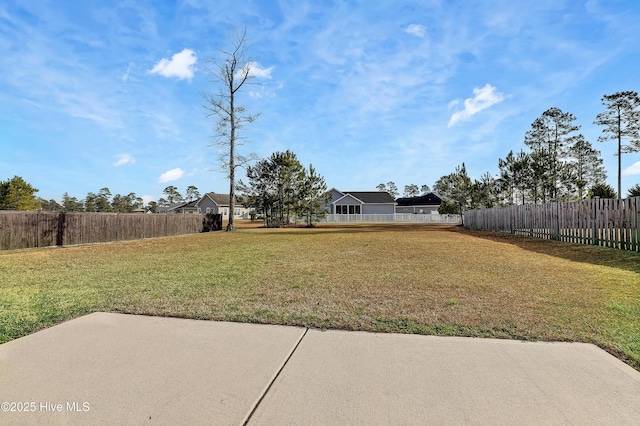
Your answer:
2,0 -> 640,205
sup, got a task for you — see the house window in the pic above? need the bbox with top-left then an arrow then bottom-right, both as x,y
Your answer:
206,207 -> 211,214
336,205 -> 360,214
223,208 -> 228,216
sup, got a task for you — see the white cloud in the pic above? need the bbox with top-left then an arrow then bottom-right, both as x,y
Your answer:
622,161 -> 640,176
158,168 -> 185,183
248,61 -> 273,78
149,49 -> 197,80
235,61 -> 274,80
405,24 -> 427,38
448,84 -> 505,127
113,153 -> 135,166
141,195 -> 156,205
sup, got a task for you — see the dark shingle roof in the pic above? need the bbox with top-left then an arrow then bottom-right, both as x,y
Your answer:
157,200 -> 199,212
204,193 -> 231,205
343,191 -> 396,204
201,193 -> 245,207
395,193 -> 443,206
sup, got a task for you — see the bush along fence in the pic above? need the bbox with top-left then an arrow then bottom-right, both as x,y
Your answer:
0,211 -> 223,251
464,197 -> 640,252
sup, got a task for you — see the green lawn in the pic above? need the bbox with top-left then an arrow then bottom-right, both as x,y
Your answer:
1,222 -> 639,370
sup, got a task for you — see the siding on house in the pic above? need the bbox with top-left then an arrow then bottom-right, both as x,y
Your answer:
195,193 -> 250,219
362,203 -> 395,215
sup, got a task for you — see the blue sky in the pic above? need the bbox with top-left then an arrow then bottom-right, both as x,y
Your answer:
2,0 -> 640,204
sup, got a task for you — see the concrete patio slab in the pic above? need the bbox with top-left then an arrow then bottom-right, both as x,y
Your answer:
0,312 -> 305,425
1,313 -> 639,425
249,329 -> 640,425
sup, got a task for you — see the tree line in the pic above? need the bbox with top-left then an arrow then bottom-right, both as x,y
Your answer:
0,177 -> 204,213
375,182 -> 431,199
432,91 -> 640,215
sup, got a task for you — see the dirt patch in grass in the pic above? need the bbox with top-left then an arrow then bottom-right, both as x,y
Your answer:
1,222 -> 638,370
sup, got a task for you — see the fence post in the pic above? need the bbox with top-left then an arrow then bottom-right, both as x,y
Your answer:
592,198 -> 599,246
551,201 -> 560,241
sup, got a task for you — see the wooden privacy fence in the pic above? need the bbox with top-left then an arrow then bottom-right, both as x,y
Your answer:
0,211 -> 222,250
464,197 -> 640,252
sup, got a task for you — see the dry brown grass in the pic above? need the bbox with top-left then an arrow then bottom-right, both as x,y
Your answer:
1,221 -> 638,369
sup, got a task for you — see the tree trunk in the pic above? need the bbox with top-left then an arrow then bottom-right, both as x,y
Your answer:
227,78 -> 236,231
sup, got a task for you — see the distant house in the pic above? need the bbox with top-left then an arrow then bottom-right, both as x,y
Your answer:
395,192 -> 443,214
327,189 -> 396,215
156,200 -> 199,214
195,192 -> 250,219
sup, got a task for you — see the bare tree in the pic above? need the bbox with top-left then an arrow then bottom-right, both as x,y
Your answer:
202,27 -> 260,231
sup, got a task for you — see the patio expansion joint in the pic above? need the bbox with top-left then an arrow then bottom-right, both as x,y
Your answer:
241,327 -> 309,425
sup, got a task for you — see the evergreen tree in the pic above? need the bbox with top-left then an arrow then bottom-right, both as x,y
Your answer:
84,192 -> 97,212
589,183 -> 617,199
567,136 -> 607,199
185,186 -> 201,202
524,107 -> 581,201
0,176 -> 39,210
240,151 -> 325,226
62,192 -> 83,211
95,188 -> 112,212
498,151 -> 530,205
594,91 -> 640,199
162,186 -> 183,204
403,184 -> 419,198
470,173 -> 497,209
627,183 -> 640,198
37,198 -> 63,211
386,181 -> 399,198
300,164 -> 328,226
434,163 -> 472,224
